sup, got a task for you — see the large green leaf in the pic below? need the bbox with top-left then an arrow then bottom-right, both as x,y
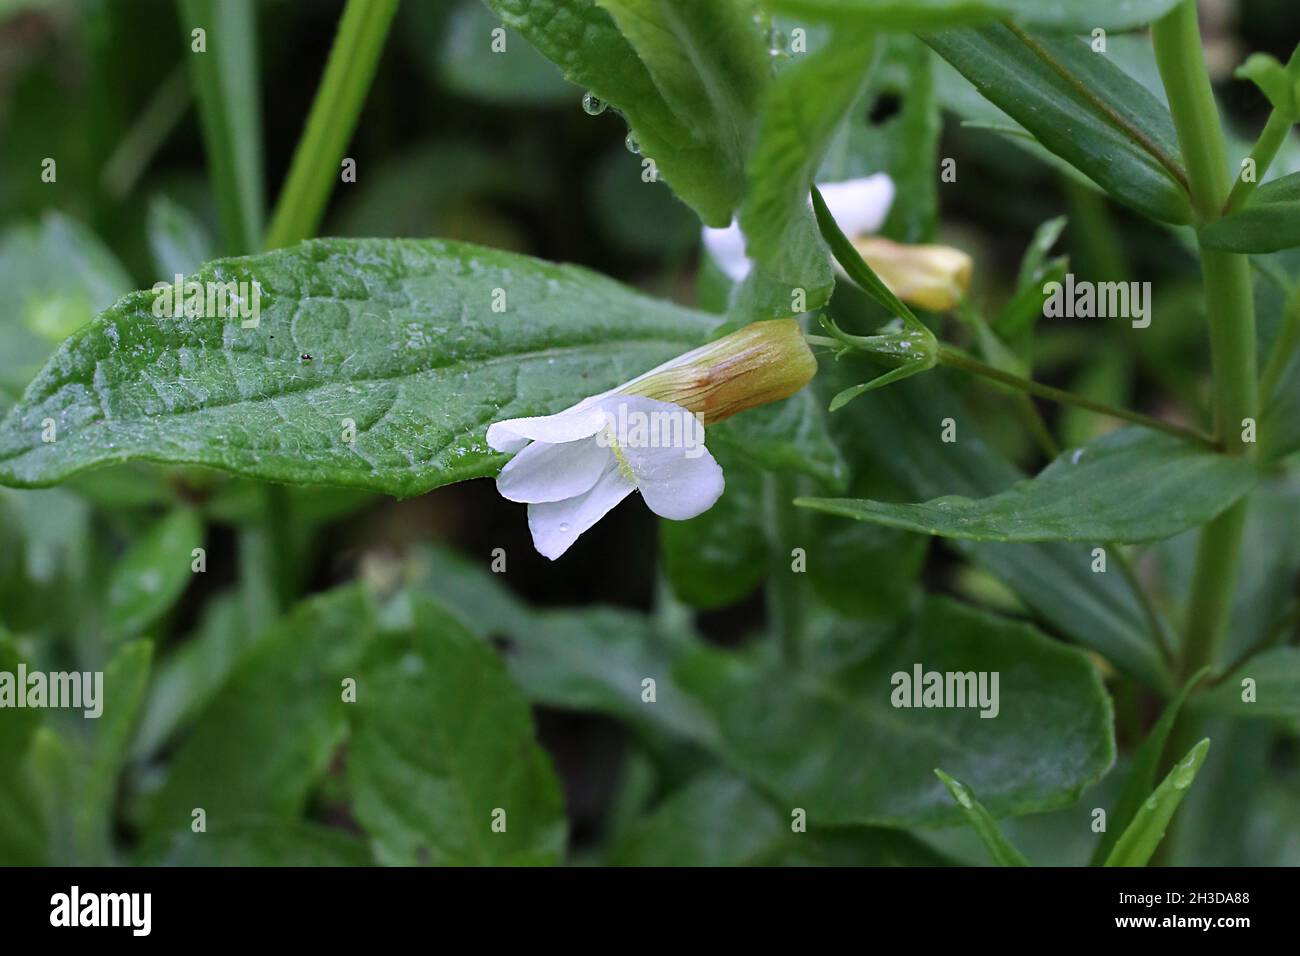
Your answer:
145,587 -> 375,834
0,238 -> 727,495
767,0 -> 1183,31
798,428 -> 1256,543
483,0 -> 766,226
347,594 -> 566,865
1200,172 -> 1300,253
926,26 -> 1192,224
678,596 -> 1115,827
734,25 -> 877,319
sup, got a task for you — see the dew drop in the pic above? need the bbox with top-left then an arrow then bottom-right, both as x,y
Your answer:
768,26 -> 784,56
581,91 -> 607,116
559,522 -> 571,533
624,131 -> 640,155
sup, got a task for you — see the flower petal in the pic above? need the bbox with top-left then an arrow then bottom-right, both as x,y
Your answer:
701,219 -> 753,283
624,442 -> 725,521
526,462 -> 637,560
496,435 -> 612,504
815,174 -> 895,240
486,403 -> 610,453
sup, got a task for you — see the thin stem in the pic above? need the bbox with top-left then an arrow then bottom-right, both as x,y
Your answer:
101,66 -> 191,199
937,346 -> 1217,448
764,472 -> 806,669
263,0 -> 398,250
1006,23 -> 1191,197
1152,1 -> 1258,688
1224,110 -> 1294,213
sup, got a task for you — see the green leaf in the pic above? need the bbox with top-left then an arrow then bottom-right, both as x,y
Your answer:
734,25 -> 878,318
711,387 -> 849,487
484,0 -> 766,226
678,596 -> 1115,827
799,428 -> 1254,543
178,0 -> 265,253
434,0 -> 575,104
1089,667 -> 1207,866
145,586 -> 375,834
610,770 -> 950,865
1104,738 -> 1210,867
1200,172 -> 1300,253
130,590 -> 261,759
140,820 -> 373,866
829,373 -> 1169,687
767,0 -> 1184,32
933,769 -> 1030,866
0,238 -> 724,495
661,448 -> 767,609
347,594 -> 566,865
1234,52 -> 1300,120
77,641 -> 152,865
1196,648 -> 1300,721
926,26 -> 1192,225
105,508 -> 203,639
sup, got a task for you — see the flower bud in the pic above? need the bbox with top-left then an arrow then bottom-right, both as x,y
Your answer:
849,237 -> 972,312
618,318 -> 817,425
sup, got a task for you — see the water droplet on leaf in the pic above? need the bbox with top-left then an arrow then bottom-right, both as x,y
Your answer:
581,91 -> 606,116
624,131 -> 640,154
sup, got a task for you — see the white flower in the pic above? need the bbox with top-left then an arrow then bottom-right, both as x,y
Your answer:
702,174 -> 897,282
487,394 -> 723,560
487,318 -> 818,560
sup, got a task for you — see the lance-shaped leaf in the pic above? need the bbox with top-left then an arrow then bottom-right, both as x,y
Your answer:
926,26 -> 1192,224
797,428 -> 1256,543
105,507 -> 203,639
934,769 -> 1030,866
767,0 -> 1184,32
0,239 -> 729,496
1104,738 -> 1211,867
677,596 -> 1115,827
1089,667 -> 1207,866
482,0 -> 766,226
1200,172 -> 1300,253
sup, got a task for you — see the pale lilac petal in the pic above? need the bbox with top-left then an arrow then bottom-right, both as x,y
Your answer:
526,463 -> 637,560
624,442 -> 725,521
701,220 -> 753,283
486,404 -> 610,453
496,435 -> 612,504
816,174 -> 895,239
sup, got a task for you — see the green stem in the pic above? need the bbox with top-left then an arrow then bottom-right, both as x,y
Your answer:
937,346 -> 1216,447
1224,110 -> 1293,213
764,472 -> 806,669
1152,1 -> 1258,686
263,0 -> 398,250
